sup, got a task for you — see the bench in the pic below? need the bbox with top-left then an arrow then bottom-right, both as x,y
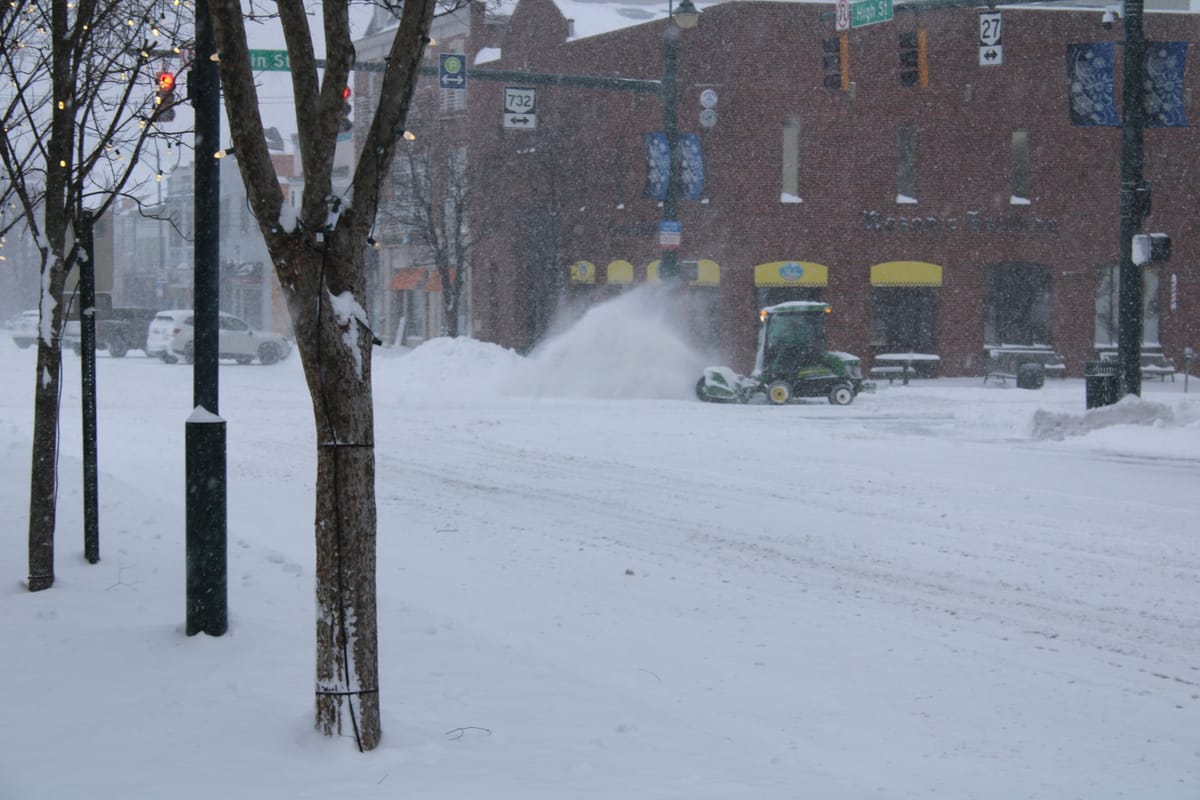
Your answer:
1097,349 -> 1177,382
869,365 -> 917,384
872,353 -> 940,385
983,347 -> 1066,384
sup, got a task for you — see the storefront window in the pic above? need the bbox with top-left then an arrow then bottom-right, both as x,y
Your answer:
870,287 -> 936,351
985,263 -> 1052,346
1094,265 -> 1161,346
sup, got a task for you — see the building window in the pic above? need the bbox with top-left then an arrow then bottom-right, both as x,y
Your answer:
1094,265 -> 1161,346
897,126 -> 917,204
870,288 -> 937,351
1011,130 -> 1030,205
781,118 -> 801,203
985,263 -> 1052,347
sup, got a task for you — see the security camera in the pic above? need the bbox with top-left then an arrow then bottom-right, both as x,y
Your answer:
1101,9 -> 1115,28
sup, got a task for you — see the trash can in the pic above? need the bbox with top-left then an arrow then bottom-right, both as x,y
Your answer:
1016,361 -> 1045,390
1084,361 -> 1120,409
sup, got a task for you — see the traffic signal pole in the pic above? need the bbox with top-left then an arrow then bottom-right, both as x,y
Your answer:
186,0 -> 227,637
1116,0 -> 1147,398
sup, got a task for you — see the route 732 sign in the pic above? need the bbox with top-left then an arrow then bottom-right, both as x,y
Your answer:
503,87 -> 537,130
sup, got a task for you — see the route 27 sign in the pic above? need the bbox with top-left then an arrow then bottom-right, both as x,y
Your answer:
503,87 -> 537,130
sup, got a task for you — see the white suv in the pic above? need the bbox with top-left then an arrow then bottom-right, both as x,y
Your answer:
8,309 -> 40,348
146,309 -> 291,365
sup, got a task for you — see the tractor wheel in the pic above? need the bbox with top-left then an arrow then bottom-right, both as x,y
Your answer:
767,380 -> 792,405
828,382 -> 855,406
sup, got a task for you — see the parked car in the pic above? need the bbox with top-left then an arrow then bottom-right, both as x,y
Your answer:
146,309 -> 291,365
8,309 -> 40,348
63,306 -> 161,357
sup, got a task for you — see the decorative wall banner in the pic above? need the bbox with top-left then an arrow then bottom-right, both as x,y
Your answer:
1067,42 -> 1119,126
1145,41 -> 1188,128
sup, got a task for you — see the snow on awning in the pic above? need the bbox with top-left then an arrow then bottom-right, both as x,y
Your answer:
870,261 -> 943,287
754,261 -> 828,287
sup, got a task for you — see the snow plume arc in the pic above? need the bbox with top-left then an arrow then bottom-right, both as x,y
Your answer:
508,285 -> 712,400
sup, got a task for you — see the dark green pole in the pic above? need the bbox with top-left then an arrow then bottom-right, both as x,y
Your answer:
78,209 -> 99,564
1117,0 -> 1146,398
658,21 -> 681,281
186,0 -> 227,637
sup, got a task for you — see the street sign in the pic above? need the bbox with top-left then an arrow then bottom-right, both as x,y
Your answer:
979,12 -> 1003,66
439,54 -> 466,89
835,0 -> 851,32
850,0 -> 893,29
659,221 -> 681,249
249,49 -> 291,71
503,86 -> 537,129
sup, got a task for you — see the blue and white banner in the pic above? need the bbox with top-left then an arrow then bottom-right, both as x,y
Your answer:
679,134 -> 704,201
643,133 -> 705,201
643,132 -> 670,201
1067,42 -> 1119,126
1144,41 -> 1188,128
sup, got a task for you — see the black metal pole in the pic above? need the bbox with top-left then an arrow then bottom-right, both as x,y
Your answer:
1117,0 -> 1146,398
78,209 -> 99,564
186,0 -> 227,637
659,22 -> 681,281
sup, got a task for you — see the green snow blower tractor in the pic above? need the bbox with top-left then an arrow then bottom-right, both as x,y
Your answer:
695,301 -> 870,405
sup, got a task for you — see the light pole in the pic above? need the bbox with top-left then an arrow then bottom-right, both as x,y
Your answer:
1116,0 -> 1146,399
658,0 -> 699,282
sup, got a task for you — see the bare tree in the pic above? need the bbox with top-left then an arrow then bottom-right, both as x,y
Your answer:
0,0 -> 189,591
208,0 -> 441,750
388,107 -> 487,337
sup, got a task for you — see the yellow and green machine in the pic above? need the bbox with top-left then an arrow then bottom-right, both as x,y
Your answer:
696,301 -> 870,405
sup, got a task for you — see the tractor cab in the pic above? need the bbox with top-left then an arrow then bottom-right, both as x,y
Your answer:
696,301 -> 869,405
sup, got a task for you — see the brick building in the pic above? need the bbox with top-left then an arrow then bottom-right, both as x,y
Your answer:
457,0 -> 1199,376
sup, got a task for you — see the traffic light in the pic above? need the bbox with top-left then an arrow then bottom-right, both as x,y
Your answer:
155,70 -> 177,123
822,33 -> 849,91
899,29 -> 928,88
337,86 -> 352,133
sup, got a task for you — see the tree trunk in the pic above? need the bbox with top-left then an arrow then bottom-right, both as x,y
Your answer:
283,241 -> 381,750
27,339 -> 63,591
27,262 -> 68,591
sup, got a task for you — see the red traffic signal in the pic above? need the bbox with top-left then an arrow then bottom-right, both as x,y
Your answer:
157,71 -> 176,93
338,86 -> 352,133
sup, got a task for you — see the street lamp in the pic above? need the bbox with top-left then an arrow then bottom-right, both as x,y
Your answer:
658,0 -> 699,282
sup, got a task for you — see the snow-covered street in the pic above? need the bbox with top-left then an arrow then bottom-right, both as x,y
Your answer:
2,290 -> 1198,799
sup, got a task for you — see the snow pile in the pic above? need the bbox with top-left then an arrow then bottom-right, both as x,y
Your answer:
383,335 -> 523,400
1031,395 -> 1176,441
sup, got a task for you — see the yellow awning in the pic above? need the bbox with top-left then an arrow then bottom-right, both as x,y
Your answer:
646,258 -> 720,286
870,261 -> 943,287
569,260 -> 596,284
754,261 -> 829,287
605,260 -> 634,285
